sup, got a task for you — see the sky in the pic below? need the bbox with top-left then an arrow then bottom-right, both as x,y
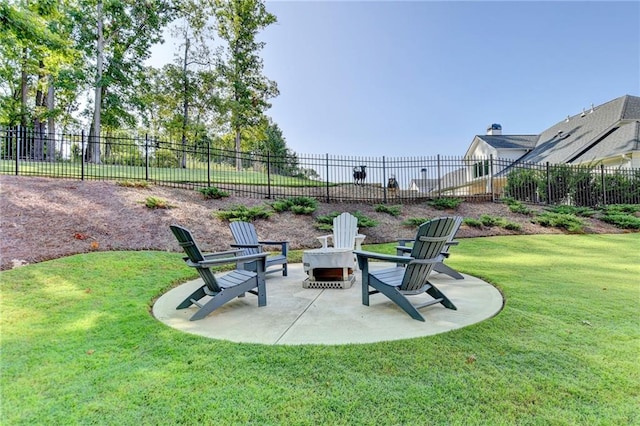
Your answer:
148,1 -> 640,159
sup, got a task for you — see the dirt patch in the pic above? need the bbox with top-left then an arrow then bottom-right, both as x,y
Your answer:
0,175 -> 628,270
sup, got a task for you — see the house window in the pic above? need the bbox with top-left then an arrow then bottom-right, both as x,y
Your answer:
473,160 -> 490,178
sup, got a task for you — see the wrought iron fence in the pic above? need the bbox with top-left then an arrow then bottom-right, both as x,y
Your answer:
1,127 -> 638,206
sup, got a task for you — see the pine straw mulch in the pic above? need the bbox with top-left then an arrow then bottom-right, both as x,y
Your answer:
0,175 -> 626,271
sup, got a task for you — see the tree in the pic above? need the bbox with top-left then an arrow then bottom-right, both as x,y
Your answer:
74,0 -> 175,163
253,121 -> 298,176
214,0 -> 278,171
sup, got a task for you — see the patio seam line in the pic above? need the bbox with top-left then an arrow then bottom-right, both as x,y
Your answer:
273,289 -> 325,344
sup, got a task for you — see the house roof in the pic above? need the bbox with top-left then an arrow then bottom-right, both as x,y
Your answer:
409,178 -> 439,192
474,135 -> 538,150
517,94 -> 640,164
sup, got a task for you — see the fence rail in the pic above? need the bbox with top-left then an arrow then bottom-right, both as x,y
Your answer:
2,127 -> 639,206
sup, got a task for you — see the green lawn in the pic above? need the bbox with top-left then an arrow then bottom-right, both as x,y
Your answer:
1,234 -> 639,425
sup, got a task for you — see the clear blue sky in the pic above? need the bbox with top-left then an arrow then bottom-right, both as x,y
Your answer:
149,1 -> 640,158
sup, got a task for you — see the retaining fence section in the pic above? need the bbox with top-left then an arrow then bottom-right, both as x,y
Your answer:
1,127 -> 638,206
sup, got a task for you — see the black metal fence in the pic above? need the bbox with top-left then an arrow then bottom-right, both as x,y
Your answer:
2,127 -> 639,206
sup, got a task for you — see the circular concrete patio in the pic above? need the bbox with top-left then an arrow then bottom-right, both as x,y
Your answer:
153,263 -> 503,345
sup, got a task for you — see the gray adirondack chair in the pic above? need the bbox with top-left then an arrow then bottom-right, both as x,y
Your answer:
396,215 -> 464,279
354,216 -> 460,321
316,212 -> 366,251
229,221 -> 288,276
170,225 -> 268,321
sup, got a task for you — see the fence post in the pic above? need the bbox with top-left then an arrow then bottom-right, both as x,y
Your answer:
207,138 -> 211,187
15,126 -> 20,175
145,134 -> 149,181
81,129 -> 85,181
437,155 -> 442,197
600,164 -> 606,206
325,154 -> 330,202
267,151 -> 272,199
490,155 -> 494,202
382,156 -> 387,203
546,162 -> 551,204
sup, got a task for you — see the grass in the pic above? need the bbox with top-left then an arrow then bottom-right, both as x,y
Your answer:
1,160 -> 326,187
2,234 -> 639,424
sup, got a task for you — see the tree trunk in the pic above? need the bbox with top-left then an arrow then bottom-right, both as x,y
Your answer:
33,61 -> 46,161
89,0 -> 104,164
235,128 -> 242,171
181,38 -> 190,169
47,76 -> 56,162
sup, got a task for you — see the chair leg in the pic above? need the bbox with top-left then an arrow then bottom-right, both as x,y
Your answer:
425,283 -> 457,310
372,283 -> 426,321
282,263 -> 288,277
188,289 -> 239,321
176,286 -> 207,309
433,263 -> 464,280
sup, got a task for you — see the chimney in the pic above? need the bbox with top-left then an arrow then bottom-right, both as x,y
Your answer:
486,123 -> 502,135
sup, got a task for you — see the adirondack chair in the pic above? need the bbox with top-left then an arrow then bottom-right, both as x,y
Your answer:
354,216 -> 460,321
229,221 -> 289,276
316,212 -> 366,251
396,215 -> 464,280
170,225 -> 268,321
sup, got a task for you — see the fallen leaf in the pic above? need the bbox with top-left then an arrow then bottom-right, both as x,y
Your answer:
87,349 -> 95,355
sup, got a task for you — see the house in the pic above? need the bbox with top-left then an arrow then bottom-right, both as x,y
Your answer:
408,168 -> 439,193
465,94 -> 640,169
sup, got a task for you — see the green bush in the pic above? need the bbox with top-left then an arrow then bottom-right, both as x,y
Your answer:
463,218 -> 483,228
401,217 -> 431,227
427,197 -> 462,210
532,212 -> 585,233
116,180 -> 150,189
503,222 -> 523,232
215,204 -> 272,222
600,204 -> 640,215
375,204 -> 402,216
545,205 -> 596,217
600,213 -> 640,229
503,197 -> 532,215
271,196 -> 317,215
479,214 -> 508,227
143,196 -> 172,209
199,186 -> 229,199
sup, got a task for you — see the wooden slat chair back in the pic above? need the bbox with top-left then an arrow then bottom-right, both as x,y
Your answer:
170,225 -> 268,321
400,217 -> 457,292
354,216 -> 461,321
317,212 -> 366,251
396,215 -> 464,280
229,221 -> 289,276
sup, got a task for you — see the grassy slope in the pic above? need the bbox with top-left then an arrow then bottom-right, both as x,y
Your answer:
1,234 -> 639,425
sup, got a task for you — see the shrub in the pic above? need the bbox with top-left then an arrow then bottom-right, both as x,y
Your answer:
143,196 -> 172,209
479,215 -> 508,227
375,204 -> 402,216
116,180 -> 150,189
600,213 -> 640,229
215,204 -> 272,222
600,204 -> 640,215
199,186 -> 229,199
545,205 -> 596,217
401,217 -> 431,227
503,197 -> 532,215
503,222 -> 523,232
271,196 -> 317,215
427,197 -> 462,210
532,212 -> 585,233
463,218 -> 483,228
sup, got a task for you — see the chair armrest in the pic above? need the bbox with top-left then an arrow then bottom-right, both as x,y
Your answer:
258,240 -> 288,256
188,252 -> 268,267
230,243 -> 262,249
316,235 -> 331,249
258,240 -> 288,246
397,238 -> 414,246
407,258 -> 440,266
202,249 -> 245,259
446,240 -> 460,246
354,250 -> 414,264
